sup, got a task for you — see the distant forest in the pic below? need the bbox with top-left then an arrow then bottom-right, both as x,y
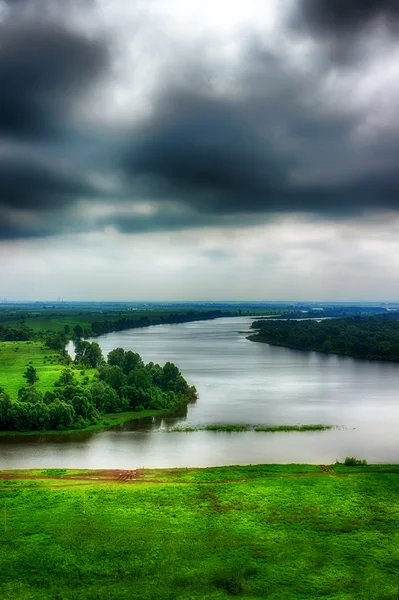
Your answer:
89,310 -> 234,336
249,315 -> 399,362
266,305 -> 389,320
0,309 -> 238,343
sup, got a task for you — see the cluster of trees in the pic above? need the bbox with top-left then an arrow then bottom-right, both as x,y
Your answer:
0,344 -> 196,432
0,325 -> 34,341
45,331 -> 68,351
250,315 -> 399,361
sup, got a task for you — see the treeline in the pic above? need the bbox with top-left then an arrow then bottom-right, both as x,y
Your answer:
0,325 -> 35,341
0,309 -> 235,343
250,315 -> 399,362
0,344 -> 196,432
254,306 -> 389,322
90,310 -> 233,336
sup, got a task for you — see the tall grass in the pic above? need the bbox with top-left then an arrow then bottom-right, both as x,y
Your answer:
169,424 -> 332,433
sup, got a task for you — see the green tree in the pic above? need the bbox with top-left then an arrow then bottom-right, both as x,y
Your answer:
23,365 -> 39,385
75,341 -> 104,368
7,402 -> 30,430
107,348 -> 126,369
48,401 -> 74,430
73,324 -> 83,339
128,368 -> 151,390
100,365 -> 125,391
90,382 -> 120,412
71,394 -> 99,422
86,342 -> 104,368
55,369 -> 75,387
0,389 -> 12,429
30,403 -> 50,430
18,387 -> 44,404
123,351 -> 144,375
45,331 -> 67,352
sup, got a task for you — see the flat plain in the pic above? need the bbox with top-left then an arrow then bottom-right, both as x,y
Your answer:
1,464 -> 398,599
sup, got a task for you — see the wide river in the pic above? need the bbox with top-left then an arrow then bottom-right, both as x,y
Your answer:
1,316 -> 399,468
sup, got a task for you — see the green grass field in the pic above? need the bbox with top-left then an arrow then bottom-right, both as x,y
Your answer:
0,306 -> 275,332
1,464 -> 399,599
0,341 -> 97,400
0,341 -> 65,399
1,308 -> 254,333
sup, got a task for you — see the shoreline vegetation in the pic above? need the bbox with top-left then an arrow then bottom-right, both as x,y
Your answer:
249,314 -> 399,362
0,307 -> 263,343
1,464 -> 398,599
0,408 -> 176,437
168,424 -> 333,432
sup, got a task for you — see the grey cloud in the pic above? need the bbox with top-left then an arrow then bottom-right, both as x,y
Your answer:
118,63 -> 399,218
0,154 -> 105,211
0,3 -> 111,224
202,250 -> 231,261
98,206 -> 267,236
298,0 -> 399,35
0,23 -> 109,139
294,0 -> 399,65
0,206 -> 87,240
121,90 -> 292,213
0,0 -> 109,142
1,2 -> 399,241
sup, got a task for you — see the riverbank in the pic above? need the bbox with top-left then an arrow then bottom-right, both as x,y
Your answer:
248,333 -> 399,363
1,464 -> 398,599
0,408 -> 176,437
248,314 -> 399,362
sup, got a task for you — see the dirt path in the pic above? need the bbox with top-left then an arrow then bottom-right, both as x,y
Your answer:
0,468 -> 398,488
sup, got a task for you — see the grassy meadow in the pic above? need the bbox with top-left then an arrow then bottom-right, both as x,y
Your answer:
0,341 -> 66,399
1,464 -> 399,599
1,306 -> 262,334
0,341 -> 97,401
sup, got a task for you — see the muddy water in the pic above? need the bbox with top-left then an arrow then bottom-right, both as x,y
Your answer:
1,317 -> 399,468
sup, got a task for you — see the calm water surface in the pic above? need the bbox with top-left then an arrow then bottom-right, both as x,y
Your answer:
1,316 -> 399,467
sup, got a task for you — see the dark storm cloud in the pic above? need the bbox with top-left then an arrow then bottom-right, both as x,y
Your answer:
122,91 -> 292,214
0,210 -> 67,240
118,78 -> 399,218
0,0 -> 111,231
0,155 -> 103,211
298,0 -> 399,35
294,0 -> 399,64
1,1 -> 399,242
0,24 -> 108,138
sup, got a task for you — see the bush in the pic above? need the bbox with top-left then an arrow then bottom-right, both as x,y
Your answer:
212,565 -> 256,596
344,457 -> 367,466
212,571 -> 244,596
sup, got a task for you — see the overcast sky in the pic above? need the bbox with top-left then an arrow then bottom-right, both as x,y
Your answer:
1,0 -> 399,301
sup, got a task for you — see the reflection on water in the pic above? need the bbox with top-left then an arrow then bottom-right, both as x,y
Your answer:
2,316 -> 399,467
